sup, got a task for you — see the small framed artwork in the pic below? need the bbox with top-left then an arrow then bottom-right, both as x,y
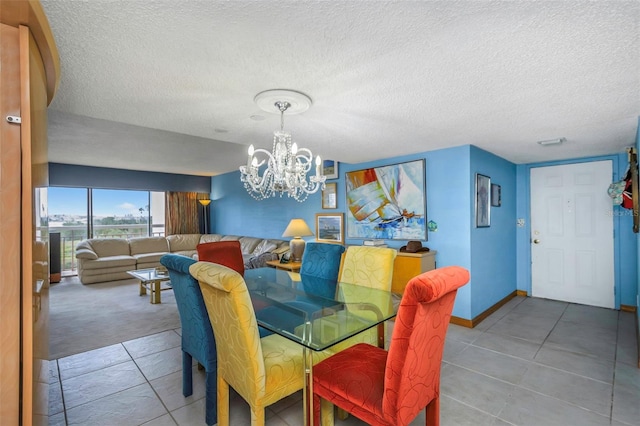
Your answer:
475,173 -> 491,227
322,160 -> 338,180
316,213 -> 344,244
322,182 -> 337,209
491,184 -> 501,207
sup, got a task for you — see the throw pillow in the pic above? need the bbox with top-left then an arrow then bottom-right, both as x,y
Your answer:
197,241 -> 244,276
252,240 -> 278,256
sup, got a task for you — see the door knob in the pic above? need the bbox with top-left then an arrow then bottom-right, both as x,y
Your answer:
533,239 -> 540,244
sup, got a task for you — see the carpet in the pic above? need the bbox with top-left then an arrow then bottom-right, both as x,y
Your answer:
49,275 -> 180,360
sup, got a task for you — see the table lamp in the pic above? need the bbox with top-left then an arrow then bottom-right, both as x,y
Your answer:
282,218 -> 313,262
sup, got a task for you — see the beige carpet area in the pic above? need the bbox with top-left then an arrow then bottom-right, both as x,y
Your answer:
49,275 -> 180,360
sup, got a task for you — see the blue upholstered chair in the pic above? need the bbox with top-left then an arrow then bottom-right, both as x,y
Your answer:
160,254 -> 217,426
299,242 -> 345,282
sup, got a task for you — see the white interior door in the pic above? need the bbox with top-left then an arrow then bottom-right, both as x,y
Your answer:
530,161 -> 614,308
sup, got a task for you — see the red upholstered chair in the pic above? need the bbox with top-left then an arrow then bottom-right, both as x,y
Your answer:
196,241 -> 245,277
313,266 -> 470,426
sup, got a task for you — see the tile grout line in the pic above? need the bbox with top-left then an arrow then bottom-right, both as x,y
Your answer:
122,342 -> 179,426
609,310 -> 620,424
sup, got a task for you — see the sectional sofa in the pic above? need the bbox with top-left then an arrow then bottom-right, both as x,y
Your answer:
75,234 -> 289,284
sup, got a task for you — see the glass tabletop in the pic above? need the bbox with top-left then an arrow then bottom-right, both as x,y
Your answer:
244,268 -> 397,351
127,268 -> 170,282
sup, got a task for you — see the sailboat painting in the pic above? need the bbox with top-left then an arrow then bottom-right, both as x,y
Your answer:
345,159 -> 427,240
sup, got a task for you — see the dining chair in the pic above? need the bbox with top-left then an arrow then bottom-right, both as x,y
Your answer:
338,245 -> 397,290
196,240 -> 245,276
300,242 -> 346,281
189,261 -> 307,426
333,246 -> 397,350
159,254 -> 218,426
313,266 -> 470,426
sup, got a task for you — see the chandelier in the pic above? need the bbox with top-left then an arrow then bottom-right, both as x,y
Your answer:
239,90 -> 326,202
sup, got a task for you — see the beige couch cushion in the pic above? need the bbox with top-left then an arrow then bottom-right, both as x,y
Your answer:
199,234 -> 223,244
252,239 -> 278,256
167,234 -> 201,252
238,236 -> 262,255
88,238 -> 130,257
81,255 -> 136,270
129,236 -> 169,255
133,252 -> 166,264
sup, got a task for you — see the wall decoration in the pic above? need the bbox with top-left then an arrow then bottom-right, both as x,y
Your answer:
321,182 -> 337,209
322,160 -> 338,180
316,213 -> 344,244
345,159 -> 427,240
491,183 -> 501,207
476,173 -> 491,227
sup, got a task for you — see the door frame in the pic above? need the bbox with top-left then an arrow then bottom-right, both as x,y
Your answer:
518,155 -> 625,309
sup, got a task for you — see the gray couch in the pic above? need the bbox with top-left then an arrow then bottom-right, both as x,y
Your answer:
75,234 -> 289,284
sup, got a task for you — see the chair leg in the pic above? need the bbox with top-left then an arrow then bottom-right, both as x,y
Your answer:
337,407 -> 349,420
182,351 -> 193,397
425,396 -> 439,426
250,405 -> 265,426
217,377 -> 230,426
204,371 -> 217,426
320,397 -> 335,426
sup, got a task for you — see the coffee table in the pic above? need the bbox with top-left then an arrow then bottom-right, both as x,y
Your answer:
128,268 -> 172,304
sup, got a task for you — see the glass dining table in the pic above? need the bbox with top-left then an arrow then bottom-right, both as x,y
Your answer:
244,267 -> 399,426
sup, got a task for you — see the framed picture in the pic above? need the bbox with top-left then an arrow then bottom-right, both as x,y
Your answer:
491,183 -> 501,207
322,182 -> 337,209
316,213 -> 344,244
476,174 -> 491,227
345,159 -> 427,240
322,160 -> 338,180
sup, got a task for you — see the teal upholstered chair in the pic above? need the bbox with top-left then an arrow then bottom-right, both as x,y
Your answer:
255,243 -> 345,334
160,254 -> 217,426
160,253 -> 273,426
300,242 -> 345,282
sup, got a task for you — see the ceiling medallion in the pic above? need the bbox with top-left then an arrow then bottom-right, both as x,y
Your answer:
239,89 -> 326,202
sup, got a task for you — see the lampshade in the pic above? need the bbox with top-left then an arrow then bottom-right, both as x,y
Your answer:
198,199 -> 211,206
282,219 -> 313,262
282,219 -> 313,238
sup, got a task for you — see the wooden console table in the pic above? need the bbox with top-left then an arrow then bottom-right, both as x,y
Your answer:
391,250 -> 437,294
265,259 -> 302,272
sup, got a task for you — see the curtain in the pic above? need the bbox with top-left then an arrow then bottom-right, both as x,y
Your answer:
165,192 -> 209,235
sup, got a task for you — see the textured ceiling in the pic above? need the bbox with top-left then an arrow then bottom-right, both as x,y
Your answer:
42,0 -> 639,177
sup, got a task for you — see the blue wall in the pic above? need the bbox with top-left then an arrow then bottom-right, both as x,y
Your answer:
212,141 -> 639,320
49,163 -> 210,192
515,153 -> 638,309
469,146 -> 517,318
211,145 -> 518,320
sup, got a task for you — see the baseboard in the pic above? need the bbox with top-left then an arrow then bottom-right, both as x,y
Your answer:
450,290 -> 520,328
516,290 -> 528,297
620,304 -> 637,313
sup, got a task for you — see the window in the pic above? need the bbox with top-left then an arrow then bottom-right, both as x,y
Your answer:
48,187 -> 165,274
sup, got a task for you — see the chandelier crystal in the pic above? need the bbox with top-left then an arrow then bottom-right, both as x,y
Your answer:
239,91 -> 326,202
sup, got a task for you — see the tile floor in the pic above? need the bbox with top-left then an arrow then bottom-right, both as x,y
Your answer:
49,296 -> 639,425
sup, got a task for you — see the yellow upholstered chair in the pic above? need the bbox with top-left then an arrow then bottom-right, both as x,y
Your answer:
331,246 -> 397,351
338,245 -> 397,290
189,261 -> 306,426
